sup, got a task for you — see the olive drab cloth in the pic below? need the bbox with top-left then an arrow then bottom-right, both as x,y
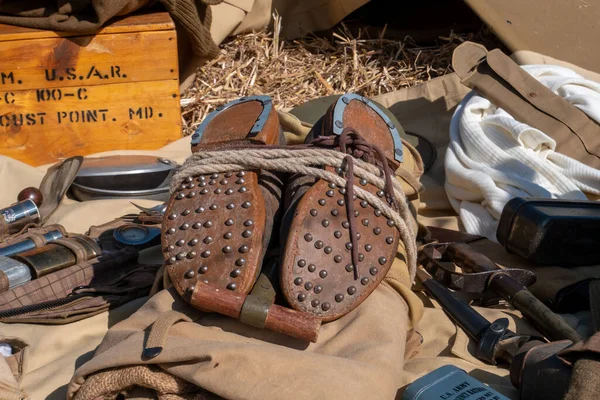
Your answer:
0,51 -> 598,399
453,42 -> 600,170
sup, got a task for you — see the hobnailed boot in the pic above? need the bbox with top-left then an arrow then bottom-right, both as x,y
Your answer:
280,94 -> 408,321
162,96 -> 285,300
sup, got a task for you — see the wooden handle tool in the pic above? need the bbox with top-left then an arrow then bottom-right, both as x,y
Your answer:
191,282 -> 321,342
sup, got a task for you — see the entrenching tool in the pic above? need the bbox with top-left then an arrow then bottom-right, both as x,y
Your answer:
420,242 -> 581,343
417,267 -> 530,364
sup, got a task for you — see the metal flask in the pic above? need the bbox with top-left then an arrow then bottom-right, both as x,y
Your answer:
70,155 -> 178,201
0,229 -> 64,257
0,199 -> 40,234
0,256 -> 32,292
13,235 -> 101,278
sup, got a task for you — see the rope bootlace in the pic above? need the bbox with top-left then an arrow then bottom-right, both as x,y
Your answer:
309,128 -> 400,279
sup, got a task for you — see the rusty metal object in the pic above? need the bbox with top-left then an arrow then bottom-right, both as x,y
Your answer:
421,242 -> 581,343
281,95 -> 402,321
417,267 -> 530,365
420,242 -> 536,293
509,340 -> 574,400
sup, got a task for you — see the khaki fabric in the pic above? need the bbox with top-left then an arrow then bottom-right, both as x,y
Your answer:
452,42 -> 600,170
464,0 -> 600,73
0,50 -> 595,400
0,336 -> 29,400
0,355 -> 24,400
512,50 -> 600,83
212,0 -> 372,39
68,286 -> 412,400
272,0 -> 369,38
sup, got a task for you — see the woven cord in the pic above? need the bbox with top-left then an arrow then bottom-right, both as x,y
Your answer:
172,148 -> 418,282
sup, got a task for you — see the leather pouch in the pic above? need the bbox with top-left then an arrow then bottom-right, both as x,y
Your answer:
0,247 -> 159,324
0,224 -> 67,248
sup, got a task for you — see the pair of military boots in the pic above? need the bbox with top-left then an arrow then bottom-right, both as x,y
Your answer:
162,94 -> 407,328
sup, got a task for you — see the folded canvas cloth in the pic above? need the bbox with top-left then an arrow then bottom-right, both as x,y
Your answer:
445,65 -> 600,239
68,284 -> 418,400
0,337 -> 29,400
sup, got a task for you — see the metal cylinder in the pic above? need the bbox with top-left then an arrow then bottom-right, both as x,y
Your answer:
0,230 -> 64,257
0,200 -> 40,234
13,235 -> 101,278
0,256 -> 31,292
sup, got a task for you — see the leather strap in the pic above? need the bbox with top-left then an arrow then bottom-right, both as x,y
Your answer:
0,224 -> 67,247
453,41 -> 600,169
0,271 -> 9,293
27,234 -> 47,248
52,238 -> 88,264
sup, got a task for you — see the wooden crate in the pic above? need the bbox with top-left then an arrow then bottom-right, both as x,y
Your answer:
0,12 -> 181,166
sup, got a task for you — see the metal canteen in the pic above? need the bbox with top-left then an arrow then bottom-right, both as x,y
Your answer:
0,256 -> 32,292
71,155 -> 178,201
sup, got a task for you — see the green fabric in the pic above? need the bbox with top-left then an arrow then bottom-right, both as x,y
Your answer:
0,0 -> 222,59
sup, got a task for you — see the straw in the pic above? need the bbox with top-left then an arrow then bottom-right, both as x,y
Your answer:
181,14 -> 498,136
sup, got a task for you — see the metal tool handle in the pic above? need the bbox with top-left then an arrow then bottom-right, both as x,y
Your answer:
446,242 -> 501,273
448,243 -> 581,343
418,268 -> 528,364
418,269 -> 490,341
512,288 -> 581,343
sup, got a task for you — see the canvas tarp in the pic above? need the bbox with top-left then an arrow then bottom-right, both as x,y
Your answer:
0,51 -> 599,400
